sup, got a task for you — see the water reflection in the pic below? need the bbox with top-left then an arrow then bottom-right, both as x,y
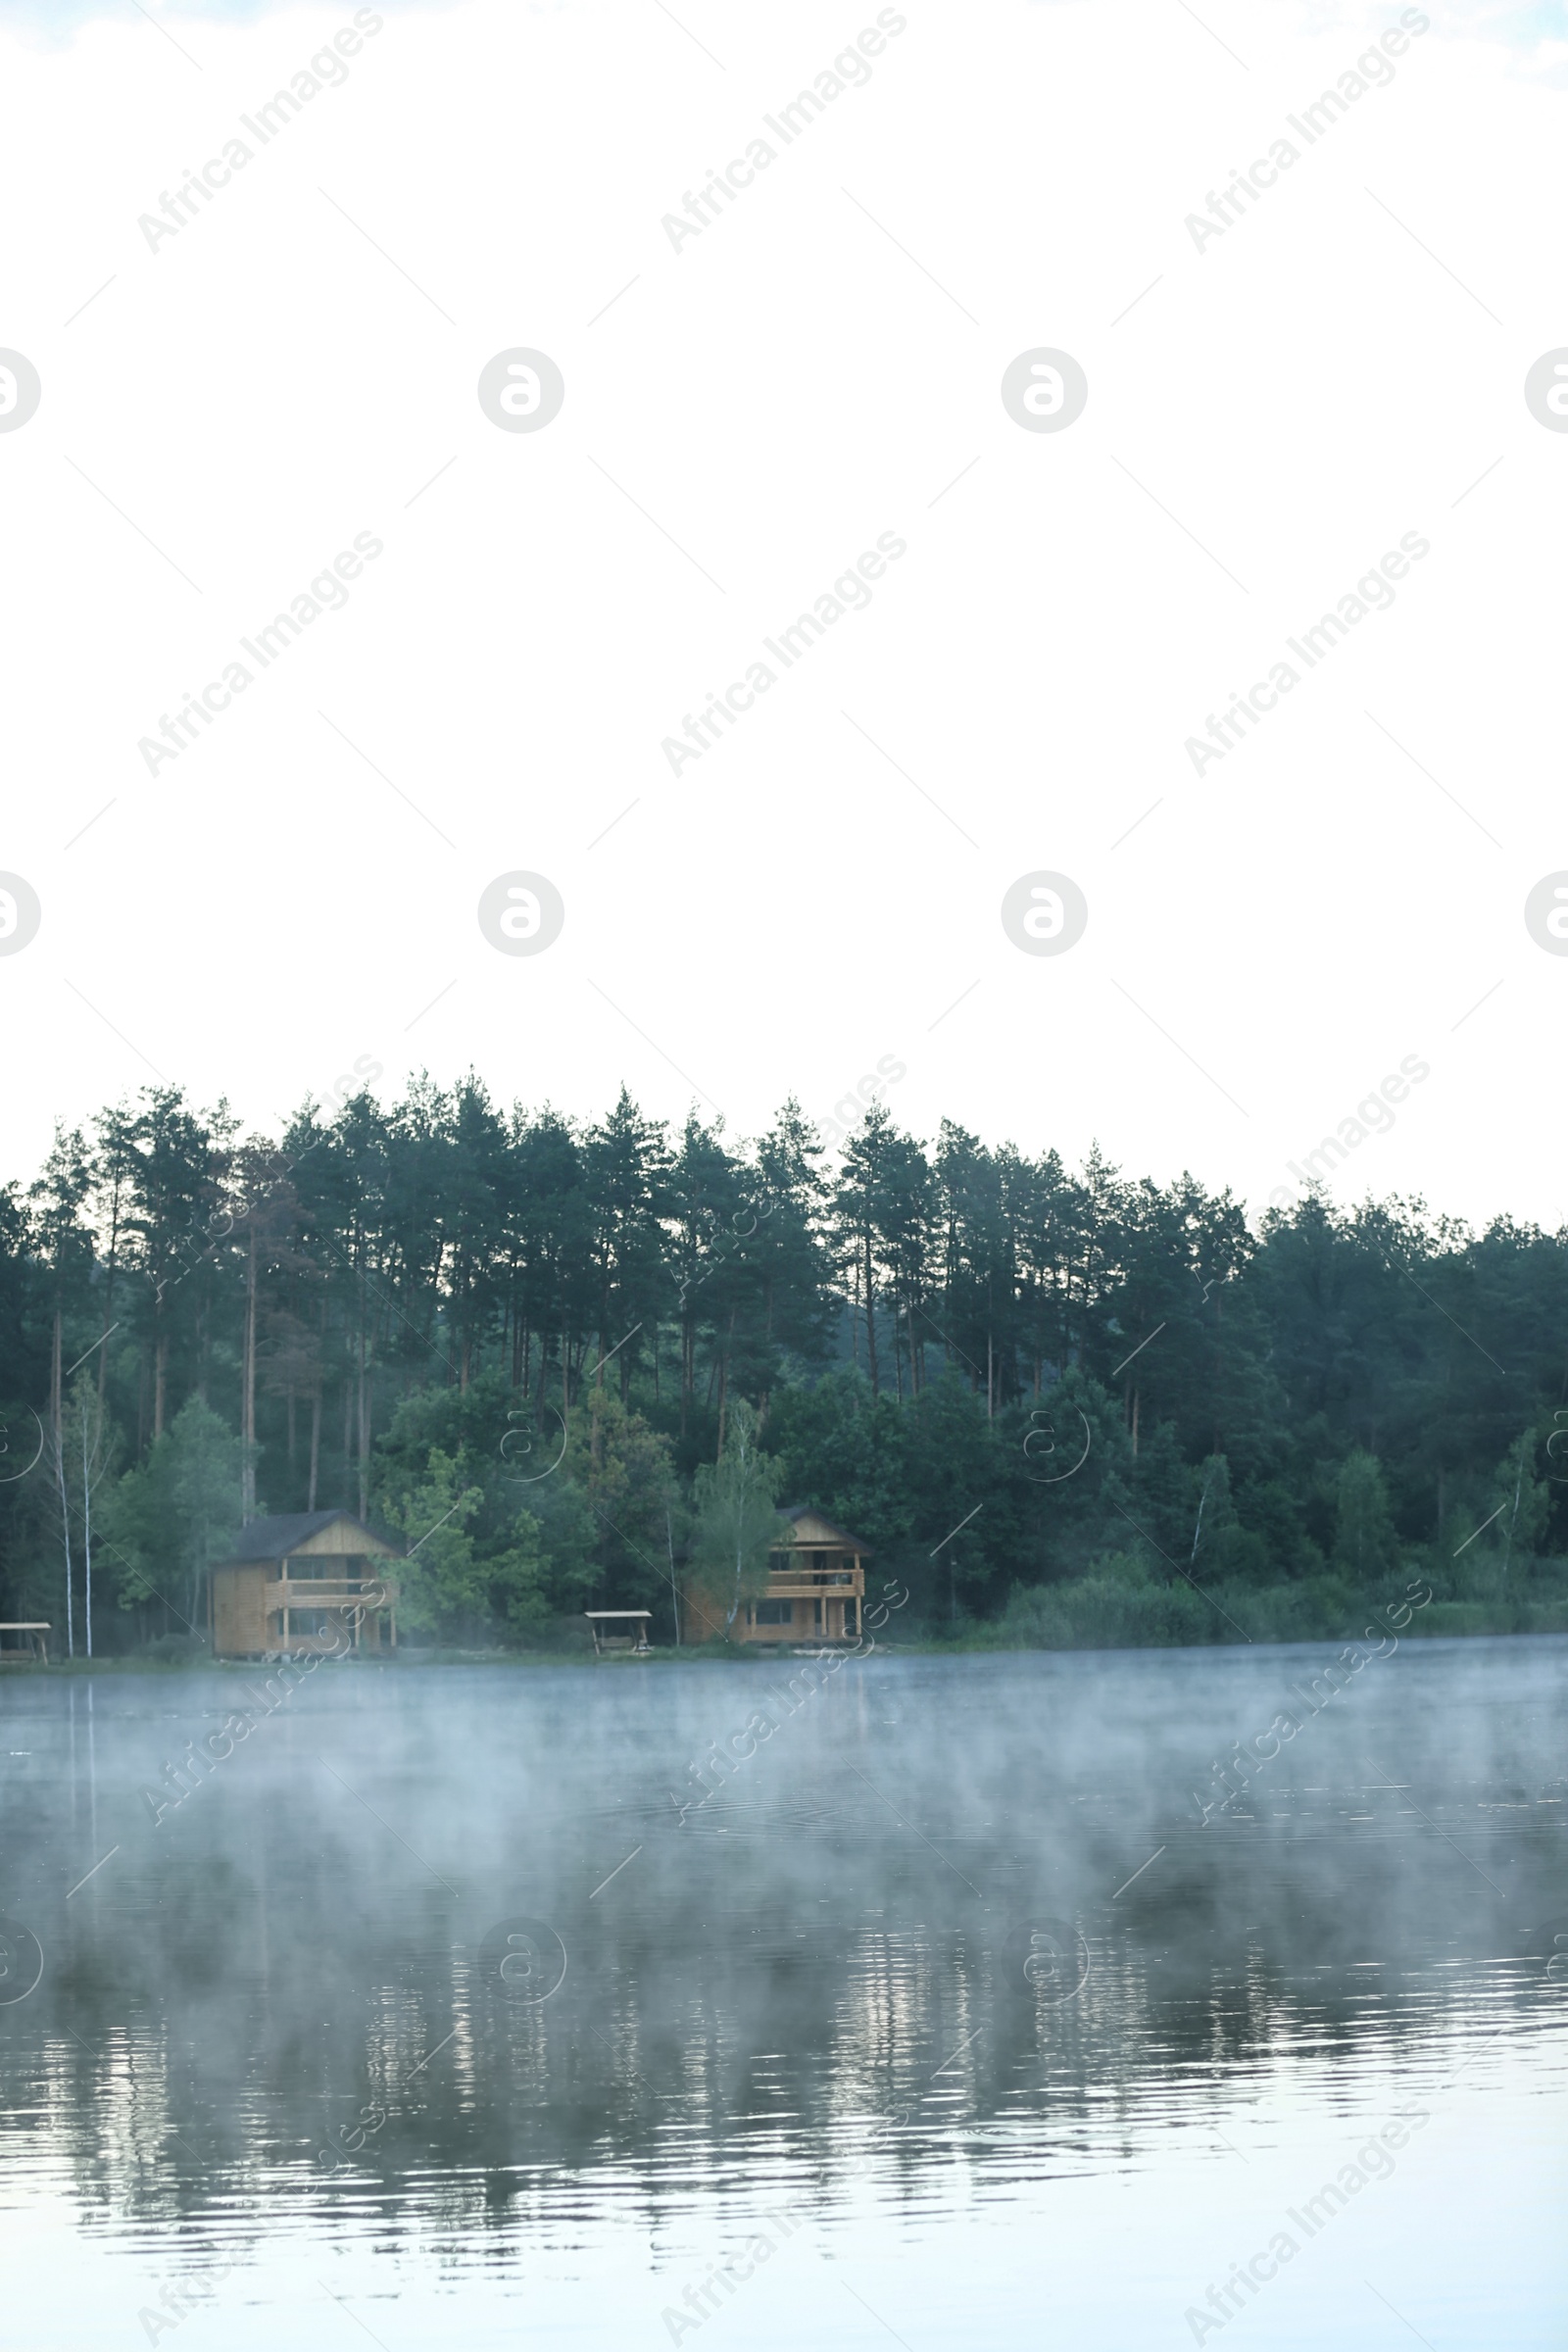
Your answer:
2,1642 -> 1565,2344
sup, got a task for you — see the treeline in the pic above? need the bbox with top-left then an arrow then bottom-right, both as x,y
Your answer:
3,1073 -> 1568,1654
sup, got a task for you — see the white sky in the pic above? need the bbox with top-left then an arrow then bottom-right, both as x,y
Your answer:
2,0 -> 1566,1229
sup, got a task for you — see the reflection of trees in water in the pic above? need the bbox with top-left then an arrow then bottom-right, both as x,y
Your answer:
10,1780 -> 1561,2254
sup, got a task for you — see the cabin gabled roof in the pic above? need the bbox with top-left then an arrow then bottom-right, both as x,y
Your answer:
213,1510 -> 403,1566
773,1505 -> 874,1556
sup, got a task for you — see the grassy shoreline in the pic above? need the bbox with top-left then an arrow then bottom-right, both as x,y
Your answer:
9,1600 -> 1567,1673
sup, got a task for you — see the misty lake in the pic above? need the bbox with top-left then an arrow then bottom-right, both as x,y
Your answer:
2,1637 -> 1565,2350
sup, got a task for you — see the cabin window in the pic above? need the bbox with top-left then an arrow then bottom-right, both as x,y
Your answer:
753,1599 -> 793,1626
286,1607 -> 338,1635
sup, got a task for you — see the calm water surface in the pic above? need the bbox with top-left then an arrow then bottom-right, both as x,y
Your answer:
1,1638 -> 1564,2348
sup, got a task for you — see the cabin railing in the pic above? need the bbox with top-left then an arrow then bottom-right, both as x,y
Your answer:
269,1579 -> 399,1610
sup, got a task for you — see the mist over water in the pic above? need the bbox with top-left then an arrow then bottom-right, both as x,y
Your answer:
2,1640 -> 1564,2347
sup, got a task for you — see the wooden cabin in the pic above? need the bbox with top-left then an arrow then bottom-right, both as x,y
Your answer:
734,1506 -> 869,1647
208,1511 -> 401,1659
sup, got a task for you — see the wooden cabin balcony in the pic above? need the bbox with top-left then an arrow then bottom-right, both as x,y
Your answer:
764,1571 -> 858,1592
270,1577 -> 398,1610
267,1581 -> 397,1643
262,1577 -> 399,1654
